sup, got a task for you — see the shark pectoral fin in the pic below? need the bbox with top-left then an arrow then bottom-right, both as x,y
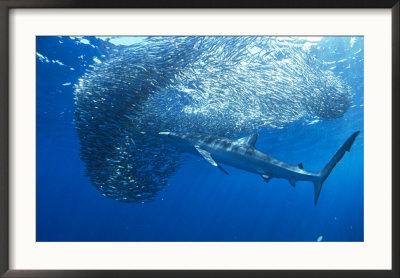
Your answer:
298,163 -> 304,169
289,179 -> 296,187
194,145 -> 217,166
218,165 -> 229,175
261,174 -> 272,183
194,145 -> 229,175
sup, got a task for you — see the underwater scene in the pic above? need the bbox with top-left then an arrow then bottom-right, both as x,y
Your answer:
37,36 -> 364,242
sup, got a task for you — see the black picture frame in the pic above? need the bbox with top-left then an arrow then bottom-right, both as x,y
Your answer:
0,1 -> 398,277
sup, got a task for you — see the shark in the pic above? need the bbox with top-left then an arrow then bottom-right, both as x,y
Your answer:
159,130 -> 360,205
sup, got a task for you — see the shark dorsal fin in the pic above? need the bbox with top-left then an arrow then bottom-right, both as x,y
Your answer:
236,134 -> 258,147
298,163 -> 304,169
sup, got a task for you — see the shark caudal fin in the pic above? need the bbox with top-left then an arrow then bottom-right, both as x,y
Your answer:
313,131 -> 360,205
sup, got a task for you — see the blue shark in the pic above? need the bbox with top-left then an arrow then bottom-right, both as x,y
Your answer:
159,131 -> 360,205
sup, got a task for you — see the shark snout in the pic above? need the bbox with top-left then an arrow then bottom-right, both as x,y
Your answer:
159,131 -> 187,143
159,131 -> 181,144
159,131 -> 171,136
159,131 -> 177,140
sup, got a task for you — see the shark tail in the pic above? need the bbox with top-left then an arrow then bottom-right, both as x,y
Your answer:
313,131 -> 360,205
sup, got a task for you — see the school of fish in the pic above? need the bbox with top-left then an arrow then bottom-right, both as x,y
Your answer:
74,37 -> 352,202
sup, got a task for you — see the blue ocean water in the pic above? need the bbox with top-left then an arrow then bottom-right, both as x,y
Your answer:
36,36 -> 364,242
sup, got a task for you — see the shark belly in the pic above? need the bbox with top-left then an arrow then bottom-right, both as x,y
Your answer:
210,147 -> 317,182
208,148 -> 270,175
